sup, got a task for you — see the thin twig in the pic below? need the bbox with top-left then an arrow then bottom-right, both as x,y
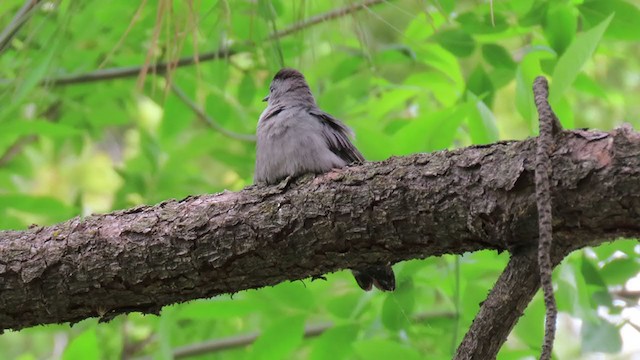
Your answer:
0,0 -> 389,87
0,135 -> 37,167
169,82 -> 256,142
132,322 -> 332,360
38,48 -> 234,86
132,310 -> 455,359
533,76 -> 562,360
268,0 -> 386,39
0,0 -> 42,54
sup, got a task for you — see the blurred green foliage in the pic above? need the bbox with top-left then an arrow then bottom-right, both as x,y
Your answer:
1,0 -> 639,359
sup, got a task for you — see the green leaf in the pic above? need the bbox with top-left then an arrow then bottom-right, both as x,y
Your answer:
63,328 -> 99,360
0,194 -> 77,225
404,13 -> 439,42
552,96 -> 575,129
392,105 -> 469,154
174,298 -> 259,320
326,293 -> 362,319
310,324 -> 358,360
466,65 -> 495,106
456,11 -> 509,34
353,339 -> 421,360
351,126 -> 394,161
580,255 -> 607,288
549,14 -> 613,103
506,0 -> 535,16
578,255 -> 613,307
573,73 -> 608,99
544,3 -> 577,55
238,73 -> 257,106
515,48 -> 555,129
482,44 -> 516,70
0,34 -> 62,121
431,29 -> 476,57
466,94 -> 499,144
592,239 -> 638,260
513,293 -> 544,349
381,279 -> 415,331
404,71 -> 459,107
557,259 -> 599,320
258,281 -> 316,312
414,44 -> 465,90
600,258 -> 640,285
581,318 -> 623,353
579,0 -> 640,40
0,120 -> 83,138
251,315 -> 306,360
520,1 -> 549,27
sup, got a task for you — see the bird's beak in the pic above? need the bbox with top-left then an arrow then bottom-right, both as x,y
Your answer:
262,95 -> 269,102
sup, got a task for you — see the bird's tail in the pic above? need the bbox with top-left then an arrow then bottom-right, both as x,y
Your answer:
352,265 -> 395,291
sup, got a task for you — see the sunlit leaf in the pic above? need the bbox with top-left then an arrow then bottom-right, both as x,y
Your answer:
549,14 -> 613,103
600,258 -> 640,286
579,0 -> 640,40
62,328 -> 99,360
381,279 -> 415,331
353,339 -> 421,360
515,48 -> 555,129
543,3 -> 577,55
581,318 -> 623,353
310,324 -> 358,360
251,315 -> 306,360
174,298 -> 260,320
482,44 -> 516,70
238,72 -> 257,106
431,29 -> 476,57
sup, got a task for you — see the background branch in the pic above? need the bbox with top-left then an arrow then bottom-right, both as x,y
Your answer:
169,82 -> 256,142
0,0 -> 43,54
130,310 -> 455,359
0,0 -> 388,87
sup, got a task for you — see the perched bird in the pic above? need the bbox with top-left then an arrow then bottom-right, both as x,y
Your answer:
254,68 -> 395,291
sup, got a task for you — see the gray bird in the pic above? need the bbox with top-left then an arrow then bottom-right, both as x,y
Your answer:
254,68 -> 395,291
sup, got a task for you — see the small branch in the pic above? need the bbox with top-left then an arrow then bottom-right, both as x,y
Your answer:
533,76 -> 561,360
0,0 -> 42,54
268,0 -> 387,40
169,82 -> 256,142
454,251 -> 542,360
612,289 -> 640,301
131,310 -> 455,359
40,48 -> 234,86
154,322 -> 330,360
0,135 -> 37,167
0,0 -> 389,87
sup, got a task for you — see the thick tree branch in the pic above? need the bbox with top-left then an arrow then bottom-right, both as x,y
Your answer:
454,247 -> 570,360
1,127 -> 639,332
454,250 -> 541,360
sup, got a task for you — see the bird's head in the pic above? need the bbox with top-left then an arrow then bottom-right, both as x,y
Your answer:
263,68 -> 316,106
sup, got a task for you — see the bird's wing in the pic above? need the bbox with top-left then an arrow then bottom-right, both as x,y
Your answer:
309,109 -> 365,164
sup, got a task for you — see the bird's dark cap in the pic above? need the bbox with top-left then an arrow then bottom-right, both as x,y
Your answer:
273,68 -> 305,81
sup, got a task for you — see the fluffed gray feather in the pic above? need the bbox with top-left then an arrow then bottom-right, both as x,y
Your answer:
254,68 -> 395,291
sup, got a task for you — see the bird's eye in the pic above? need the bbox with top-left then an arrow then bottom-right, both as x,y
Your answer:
269,86 -> 274,92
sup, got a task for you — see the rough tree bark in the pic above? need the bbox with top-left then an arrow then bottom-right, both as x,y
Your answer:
1,126 -> 639,358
